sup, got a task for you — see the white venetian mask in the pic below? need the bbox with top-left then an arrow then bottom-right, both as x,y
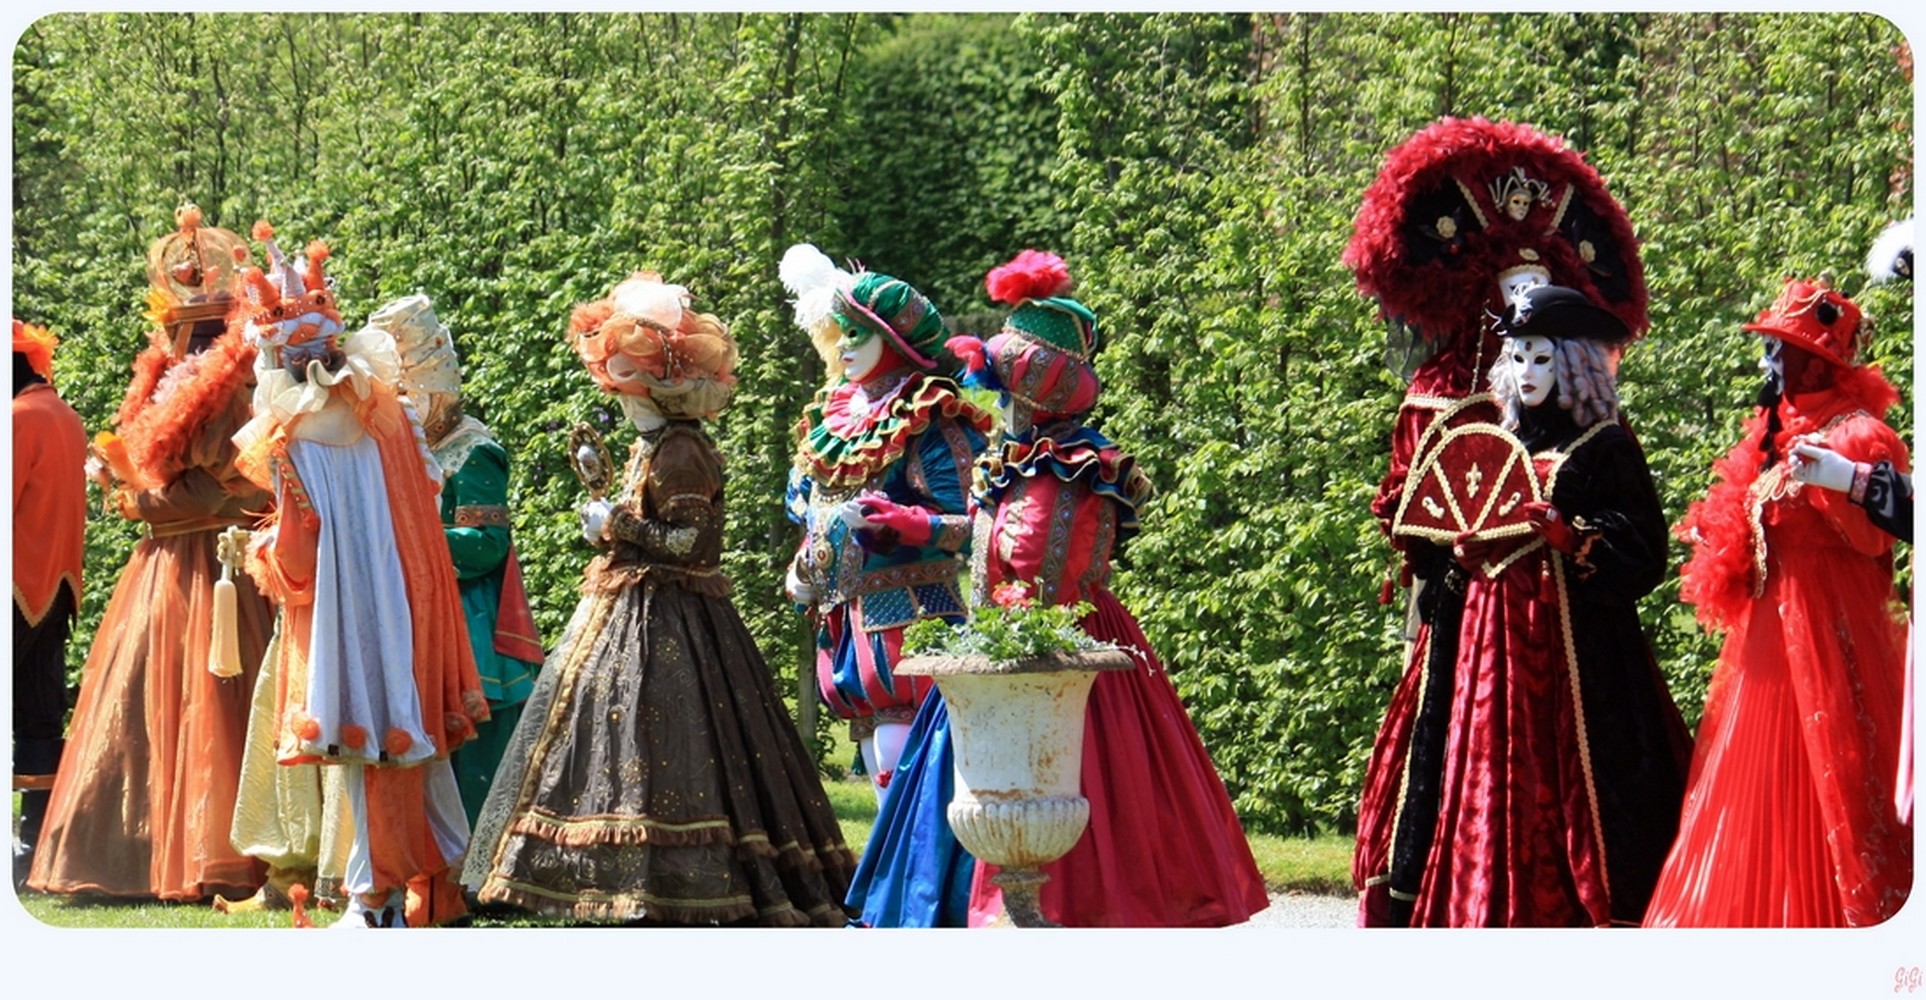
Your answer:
1508,334 -> 1558,408
839,329 -> 888,384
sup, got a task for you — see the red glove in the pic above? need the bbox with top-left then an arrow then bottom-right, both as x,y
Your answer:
1450,532 -> 1493,573
1524,501 -> 1577,554
858,497 -> 936,547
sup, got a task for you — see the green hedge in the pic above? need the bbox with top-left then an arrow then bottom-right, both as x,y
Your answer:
12,11 -> 1911,834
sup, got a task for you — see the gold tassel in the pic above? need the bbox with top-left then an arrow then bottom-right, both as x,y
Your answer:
210,527 -> 247,678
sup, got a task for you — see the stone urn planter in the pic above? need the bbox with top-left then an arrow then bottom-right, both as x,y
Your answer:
894,647 -> 1135,927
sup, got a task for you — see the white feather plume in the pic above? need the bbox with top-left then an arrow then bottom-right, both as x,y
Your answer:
1865,217 -> 1914,283
779,242 -> 851,332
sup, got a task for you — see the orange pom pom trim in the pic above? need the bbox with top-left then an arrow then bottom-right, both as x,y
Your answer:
383,727 -> 413,758
292,712 -> 322,742
340,724 -> 368,750
251,220 -> 275,241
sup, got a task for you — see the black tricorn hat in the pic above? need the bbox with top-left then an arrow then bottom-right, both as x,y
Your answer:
1499,284 -> 1631,343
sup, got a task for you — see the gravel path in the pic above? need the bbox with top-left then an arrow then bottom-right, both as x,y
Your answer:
1231,892 -> 1356,928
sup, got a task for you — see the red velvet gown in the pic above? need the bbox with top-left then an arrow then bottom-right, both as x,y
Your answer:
1645,373 -> 1912,927
962,423 -> 1269,927
1354,407 -> 1691,926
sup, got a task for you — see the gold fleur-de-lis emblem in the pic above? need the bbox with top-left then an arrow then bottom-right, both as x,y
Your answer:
1465,464 -> 1484,497
1422,496 -> 1446,518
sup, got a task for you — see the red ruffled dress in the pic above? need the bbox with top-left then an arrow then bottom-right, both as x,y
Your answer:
1644,369 -> 1912,927
962,424 -> 1269,927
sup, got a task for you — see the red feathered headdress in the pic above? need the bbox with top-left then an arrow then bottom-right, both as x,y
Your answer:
1344,117 -> 1647,351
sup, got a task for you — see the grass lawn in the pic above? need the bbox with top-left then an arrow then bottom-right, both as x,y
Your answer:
14,777 -> 1350,929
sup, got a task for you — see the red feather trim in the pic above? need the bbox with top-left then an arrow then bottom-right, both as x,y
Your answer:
112,325 -> 258,487
1344,116 -> 1646,347
1678,363 -> 1902,631
985,250 -> 1072,305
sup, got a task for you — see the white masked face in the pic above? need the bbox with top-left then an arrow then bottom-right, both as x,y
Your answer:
1759,336 -> 1784,383
1508,335 -> 1558,408
839,329 -> 888,384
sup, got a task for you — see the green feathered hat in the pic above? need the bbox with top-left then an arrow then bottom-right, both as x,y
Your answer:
985,250 -> 1097,358
831,271 -> 947,370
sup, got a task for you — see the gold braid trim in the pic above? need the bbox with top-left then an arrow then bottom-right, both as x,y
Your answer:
508,808 -> 742,849
1379,625 -> 1433,896
1551,553 -> 1611,905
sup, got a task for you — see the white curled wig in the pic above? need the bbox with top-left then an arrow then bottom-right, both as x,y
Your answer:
1488,335 -> 1622,431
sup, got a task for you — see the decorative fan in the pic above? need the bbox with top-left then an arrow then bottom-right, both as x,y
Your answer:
1392,422 -> 1540,543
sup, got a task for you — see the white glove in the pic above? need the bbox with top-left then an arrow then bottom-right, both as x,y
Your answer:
579,499 -> 614,543
785,562 -> 817,607
837,496 -> 875,531
1790,442 -> 1859,494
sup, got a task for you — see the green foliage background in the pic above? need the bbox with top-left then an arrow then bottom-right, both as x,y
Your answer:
12,12 -> 1912,835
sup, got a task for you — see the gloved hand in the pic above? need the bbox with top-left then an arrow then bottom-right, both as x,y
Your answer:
1790,441 -> 1860,494
1450,532 -> 1493,573
784,562 -> 817,607
579,499 -> 614,543
1523,501 -> 1577,554
854,495 -> 936,546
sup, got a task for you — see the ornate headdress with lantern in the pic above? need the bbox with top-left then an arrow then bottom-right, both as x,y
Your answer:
568,271 -> 739,421
145,203 -> 249,355
104,206 -> 262,486
1345,117 -> 1648,380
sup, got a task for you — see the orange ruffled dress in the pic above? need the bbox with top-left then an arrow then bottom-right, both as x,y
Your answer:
29,329 -> 273,900
1644,368 -> 1912,927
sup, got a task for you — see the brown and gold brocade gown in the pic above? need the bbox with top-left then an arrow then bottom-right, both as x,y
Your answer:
463,422 -> 855,924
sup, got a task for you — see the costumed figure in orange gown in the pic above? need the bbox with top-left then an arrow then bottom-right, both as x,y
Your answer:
463,271 -> 855,924
940,250 -> 1270,927
1345,118 -> 1690,926
29,205 -> 274,902
12,318 -> 87,890
229,222 -> 487,928
1644,273 -> 1912,928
